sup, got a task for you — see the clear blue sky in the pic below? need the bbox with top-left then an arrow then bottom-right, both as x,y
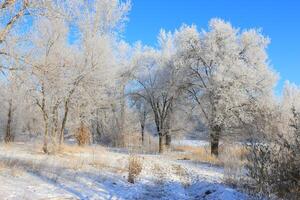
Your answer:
124,0 -> 300,94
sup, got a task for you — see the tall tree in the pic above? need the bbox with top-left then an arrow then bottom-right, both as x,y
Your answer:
130,96 -> 150,144
24,0 -> 130,152
130,31 -> 186,153
174,19 -> 277,156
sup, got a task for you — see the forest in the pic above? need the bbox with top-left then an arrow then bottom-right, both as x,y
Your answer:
0,1 -> 299,200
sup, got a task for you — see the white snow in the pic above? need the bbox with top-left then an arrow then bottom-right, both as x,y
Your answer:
0,142 -> 250,200
172,140 -> 209,147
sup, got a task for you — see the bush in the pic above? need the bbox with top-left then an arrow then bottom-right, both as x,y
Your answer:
75,123 -> 91,146
246,108 -> 300,199
128,155 -> 143,184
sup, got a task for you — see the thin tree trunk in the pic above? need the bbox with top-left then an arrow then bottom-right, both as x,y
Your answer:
54,109 -> 59,139
141,124 -> 145,145
96,120 -> 102,143
59,101 -> 69,145
5,99 -> 13,143
119,84 -> 126,147
210,125 -> 221,157
51,108 -> 59,151
158,134 -> 164,153
42,120 -> 49,154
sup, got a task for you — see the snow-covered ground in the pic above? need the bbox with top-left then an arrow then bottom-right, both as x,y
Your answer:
0,142 -> 250,200
172,140 -> 209,147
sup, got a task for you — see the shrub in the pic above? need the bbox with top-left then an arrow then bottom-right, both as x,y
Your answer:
246,108 -> 300,199
75,123 -> 91,146
128,155 -> 143,184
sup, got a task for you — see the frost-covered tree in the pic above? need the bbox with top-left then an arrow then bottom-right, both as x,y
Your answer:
281,81 -> 300,113
0,73 -> 30,143
130,31 -> 186,153
174,19 -> 277,156
130,95 -> 151,144
279,81 -> 300,138
23,0 -> 130,153
0,0 -> 30,78
0,0 -> 30,44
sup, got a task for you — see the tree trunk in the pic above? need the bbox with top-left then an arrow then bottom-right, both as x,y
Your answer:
42,121 -> 49,154
164,109 -> 172,150
59,101 -> 69,145
120,84 -> 126,134
141,124 -> 145,145
210,125 -> 221,157
165,134 -> 171,149
158,134 -> 164,153
5,99 -> 13,143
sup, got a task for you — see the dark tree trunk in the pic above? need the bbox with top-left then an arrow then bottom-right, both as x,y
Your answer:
5,99 -> 13,143
164,108 -> 172,150
156,121 -> 165,153
141,124 -> 145,145
210,125 -> 221,157
165,134 -> 171,148
59,101 -> 69,145
158,134 -> 164,153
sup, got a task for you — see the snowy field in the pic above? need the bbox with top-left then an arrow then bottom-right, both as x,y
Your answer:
0,142 -> 250,200
171,140 -> 209,147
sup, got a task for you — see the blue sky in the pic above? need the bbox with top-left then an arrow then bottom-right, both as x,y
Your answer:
124,0 -> 300,94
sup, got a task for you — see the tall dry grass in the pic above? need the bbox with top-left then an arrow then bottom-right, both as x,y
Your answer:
172,143 -> 247,166
122,132 -> 159,154
127,155 -> 143,183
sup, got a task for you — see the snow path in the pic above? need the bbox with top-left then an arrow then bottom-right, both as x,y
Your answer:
0,143 -> 249,200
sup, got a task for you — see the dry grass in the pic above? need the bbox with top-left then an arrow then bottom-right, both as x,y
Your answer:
89,158 -> 127,173
220,145 -> 247,185
128,155 -> 143,183
172,164 -> 191,188
0,162 -> 6,171
2,142 -> 13,150
0,157 -> 32,177
0,142 -> 126,176
57,144 -> 128,174
11,165 -> 24,177
172,143 -> 248,185
172,145 -> 221,165
58,144 -> 128,173
151,163 -> 167,184
74,124 -> 91,146
123,132 -> 159,154
172,143 -> 248,167
58,144 -> 106,155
